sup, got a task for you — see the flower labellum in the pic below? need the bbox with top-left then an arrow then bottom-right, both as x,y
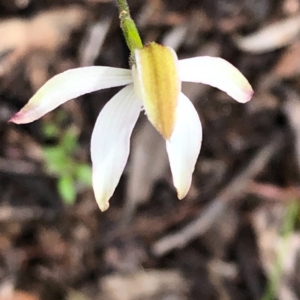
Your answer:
134,42 -> 180,139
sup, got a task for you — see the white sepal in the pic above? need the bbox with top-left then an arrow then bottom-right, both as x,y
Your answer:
166,93 -> 202,199
91,84 -> 141,211
10,66 -> 133,124
178,56 -> 253,103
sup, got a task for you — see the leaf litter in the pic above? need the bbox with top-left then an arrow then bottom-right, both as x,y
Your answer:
1,0 -> 300,299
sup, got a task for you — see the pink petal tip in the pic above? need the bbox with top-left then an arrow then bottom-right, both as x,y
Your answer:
244,89 -> 254,103
8,113 -> 20,124
8,112 -> 29,124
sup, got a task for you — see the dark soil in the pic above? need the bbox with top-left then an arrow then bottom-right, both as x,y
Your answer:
1,0 -> 300,299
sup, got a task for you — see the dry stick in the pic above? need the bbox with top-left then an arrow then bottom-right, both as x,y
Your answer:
152,131 -> 284,257
0,206 -> 56,222
0,157 -> 39,176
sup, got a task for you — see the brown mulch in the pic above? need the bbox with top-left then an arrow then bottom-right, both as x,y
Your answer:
1,0 -> 300,299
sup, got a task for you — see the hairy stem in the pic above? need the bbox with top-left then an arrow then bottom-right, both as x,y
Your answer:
116,0 -> 129,12
115,0 -> 143,64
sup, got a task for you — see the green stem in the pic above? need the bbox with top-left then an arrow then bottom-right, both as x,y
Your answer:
116,0 -> 129,12
116,0 -> 143,64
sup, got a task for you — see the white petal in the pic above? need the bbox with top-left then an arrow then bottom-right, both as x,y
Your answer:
178,56 -> 253,103
166,93 -> 202,199
10,66 -> 133,124
91,84 -> 141,211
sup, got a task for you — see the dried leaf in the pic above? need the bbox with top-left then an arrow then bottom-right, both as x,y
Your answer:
283,94 -> 300,169
234,16 -> 300,53
0,6 -> 87,76
101,270 -> 189,300
126,122 -> 168,206
273,41 -> 300,78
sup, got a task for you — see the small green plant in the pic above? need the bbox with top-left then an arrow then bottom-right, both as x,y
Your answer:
262,200 -> 300,300
42,115 -> 91,205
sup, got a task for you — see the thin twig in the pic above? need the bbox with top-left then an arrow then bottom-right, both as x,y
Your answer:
0,206 -> 57,222
0,157 -> 40,176
152,131 -> 284,256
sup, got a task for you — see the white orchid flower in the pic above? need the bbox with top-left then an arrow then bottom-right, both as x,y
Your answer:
9,42 -> 253,211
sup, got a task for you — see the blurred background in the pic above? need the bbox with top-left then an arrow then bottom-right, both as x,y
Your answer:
1,0 -> 300,299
